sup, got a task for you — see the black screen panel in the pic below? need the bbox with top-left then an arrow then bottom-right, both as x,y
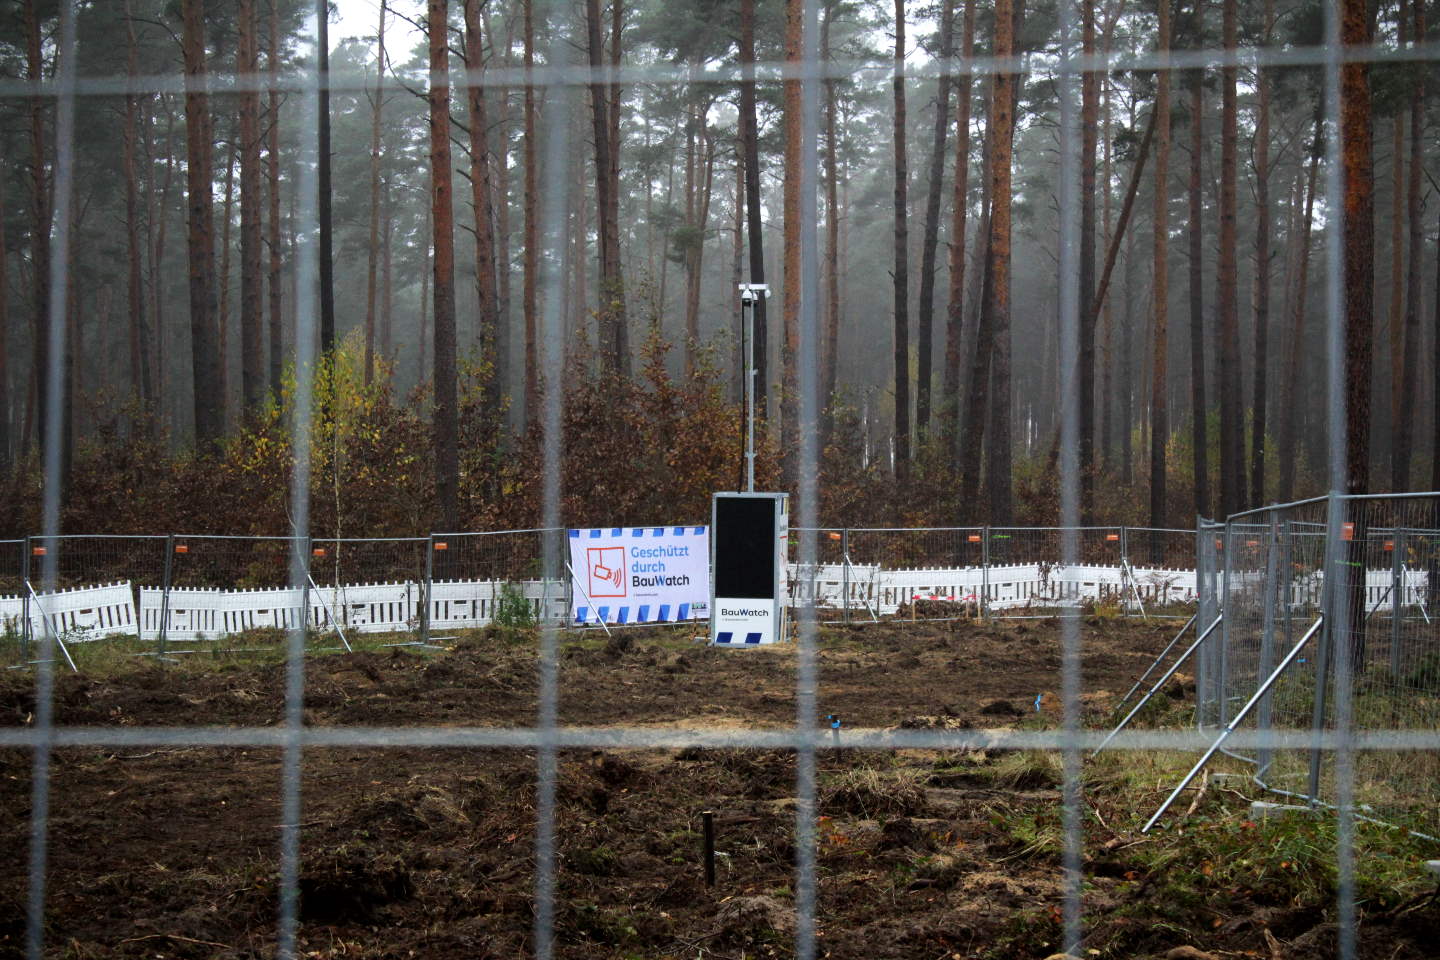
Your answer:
714,497 -> 775,599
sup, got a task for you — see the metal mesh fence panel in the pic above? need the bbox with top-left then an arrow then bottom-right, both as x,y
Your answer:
1194,495 -> 1439,838
840,527 -> 985,619
431,529 -> 569,629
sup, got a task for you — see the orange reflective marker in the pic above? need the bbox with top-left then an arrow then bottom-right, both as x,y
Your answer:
1105,533 -> 1120,542
1383,541 -> 1394,552
1246,540 -> 1259,547
1342,522 -> 1355,541
31,546 -> 46,556
827,532 -> 841,541
313,548 -> 326,557
967,535 -> 981,543
174,544 -> 190,554
434,542 -> 448,551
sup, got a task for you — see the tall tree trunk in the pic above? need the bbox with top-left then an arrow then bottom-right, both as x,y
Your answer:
683,100 -> 698,370
24,0 -> 49,460
1248,0 -> 1273,506
684,123 -> 716,378
317,0 -> 335,356
1391,0 -> 1423,490
363,0 -> 388,387
522,0 -> 538,423
915,0 -> 956,440
608,0 -> 623,354
381,181 -> 394,364
429,0 -> 460,530
1341,0 -> 1372,497
1278,109 -> 1321,503
739,0 -> 768,420
1078,0 -> 1097,519
218,138 -> 236,428
1385,0 -> 1406,468
1187,62 -> 1208,518
821,0 -> 840,431
1099,70 -> 1113,472
464,0 -> 501,416
182,0 -> 223,449
1216,0 -> 1242,516
267,0 -> 284,397
1432,200 -> 1439,493
124,0 -> 153,422
733,149 -> 745,405
891,0 -> 910,477
239,0 -> 263,416
587,0 -> 627,376
984,0 -> 1017,524
1120,133 -> 1135,488
781,0 -> 803,470
1149,0 -> 1171,536
0,152 -> 9,470
942,0 -> 976,454
148,99 -> 177,428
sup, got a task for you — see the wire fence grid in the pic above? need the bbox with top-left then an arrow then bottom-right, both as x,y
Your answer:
8,1 -> 1439,958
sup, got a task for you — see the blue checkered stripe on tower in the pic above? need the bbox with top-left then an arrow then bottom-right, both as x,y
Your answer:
712,631 -> 764,645
569,526 -> 707,625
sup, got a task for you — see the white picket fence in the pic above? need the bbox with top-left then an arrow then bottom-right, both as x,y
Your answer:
785,562 -> 1200,615
0,582 -> 139,641
1,564 -> 1427,643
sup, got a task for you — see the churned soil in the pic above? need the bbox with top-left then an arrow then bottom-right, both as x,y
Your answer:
1,618 -> 1435,959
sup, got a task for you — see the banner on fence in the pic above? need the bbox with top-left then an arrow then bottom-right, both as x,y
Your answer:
568,527 -> 710,625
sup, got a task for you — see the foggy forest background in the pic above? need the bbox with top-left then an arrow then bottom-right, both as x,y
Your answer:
0,0 -> 1436,541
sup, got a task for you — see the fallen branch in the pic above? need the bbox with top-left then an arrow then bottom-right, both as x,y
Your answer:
119,934 -> 232,950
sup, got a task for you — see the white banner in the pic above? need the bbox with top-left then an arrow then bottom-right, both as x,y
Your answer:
569,526 -> 710,625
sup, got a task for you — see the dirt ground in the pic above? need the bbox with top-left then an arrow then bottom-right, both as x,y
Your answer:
1,617 -> 1436,959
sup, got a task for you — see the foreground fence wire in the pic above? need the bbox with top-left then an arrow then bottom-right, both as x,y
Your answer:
8,0 -> 1439,957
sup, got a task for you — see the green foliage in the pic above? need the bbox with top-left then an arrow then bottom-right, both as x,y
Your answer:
492,582 -> 537,629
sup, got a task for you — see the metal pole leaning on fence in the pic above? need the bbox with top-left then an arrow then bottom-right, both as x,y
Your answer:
306,571 -> 353,653
25,582 -> 78,673
841,528 -> 850,623
421,535 -> 434,645
1115,610 -> 1198,710
19,536 -> 31,661
981,526 -> 991,619
1094,612 -> 1222,757
566,563 -> 614,638
1141,614 -> 1325,833
1390,528 -> 1403,679
157,534 -> 175,662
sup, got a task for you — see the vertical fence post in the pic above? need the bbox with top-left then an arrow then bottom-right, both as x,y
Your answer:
300,534 -> 313,647
1195,521 -> 1211,729
981,526 -> 991,620
1390,527 -> 1403,679
841,528 -> 850,624
1218,521 -> 1234,728
1307,492 -> 1342,806
20,535 -> 31,661
421,534 -> 435,645
158,534 -> 175,661
1255,515 -> 1281,780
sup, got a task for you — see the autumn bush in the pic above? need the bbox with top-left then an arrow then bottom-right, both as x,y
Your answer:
4,332 -> 1257,539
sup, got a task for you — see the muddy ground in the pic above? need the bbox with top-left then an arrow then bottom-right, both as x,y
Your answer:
1,617 -> 1436,959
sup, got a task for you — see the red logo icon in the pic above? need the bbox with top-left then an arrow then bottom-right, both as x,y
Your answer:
587,546 -> 626,598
